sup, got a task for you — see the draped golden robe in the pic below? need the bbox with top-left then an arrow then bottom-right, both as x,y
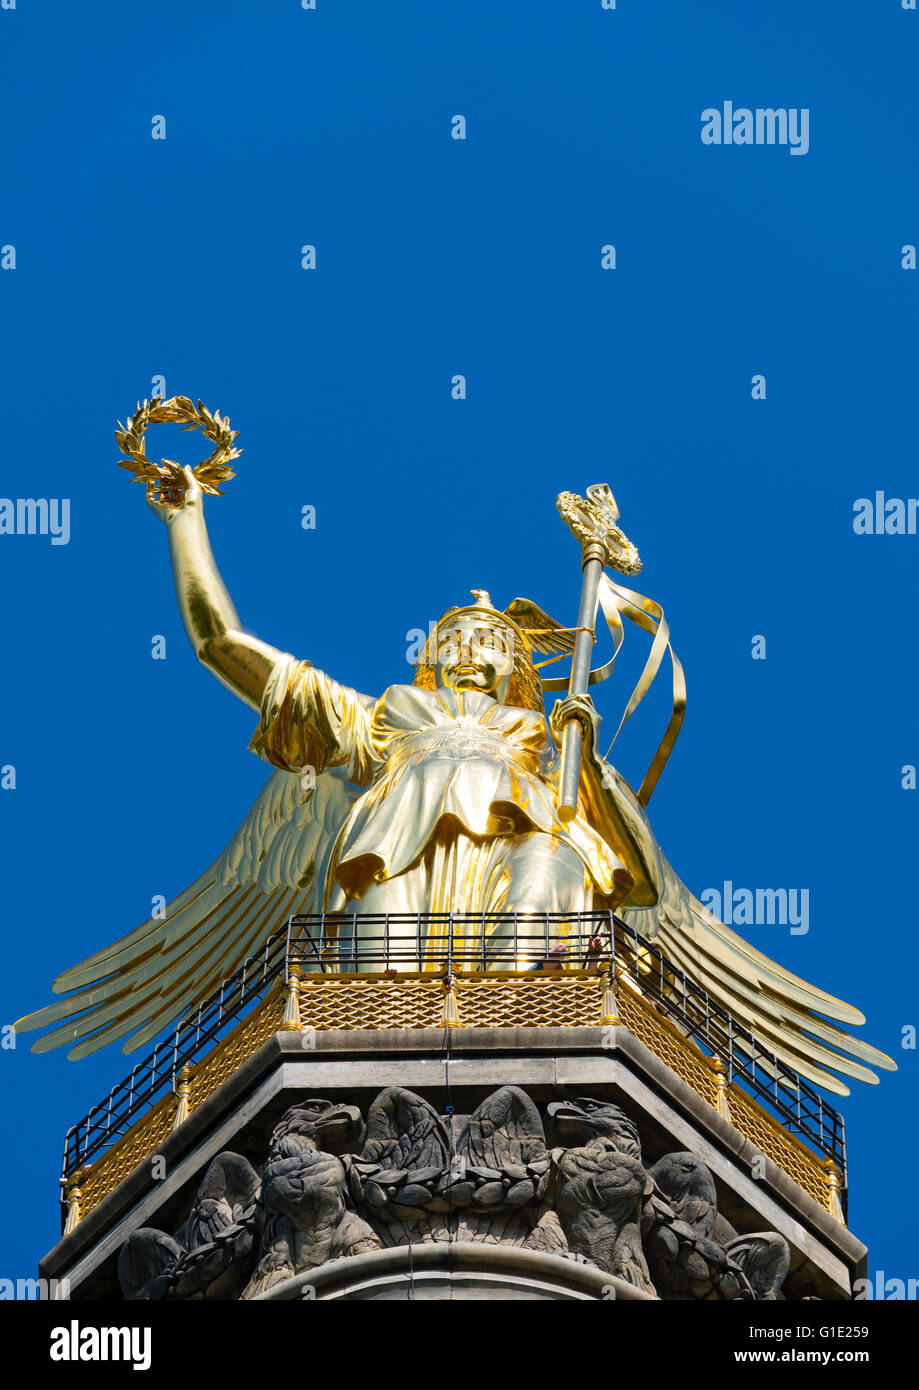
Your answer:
248,656 -> 632,962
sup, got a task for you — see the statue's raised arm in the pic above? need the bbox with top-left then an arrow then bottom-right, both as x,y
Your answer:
148,465 -> 284,710
148,464 -> 376,787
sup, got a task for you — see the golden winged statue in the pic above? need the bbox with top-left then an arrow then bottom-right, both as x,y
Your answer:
14,467 -> 896,1097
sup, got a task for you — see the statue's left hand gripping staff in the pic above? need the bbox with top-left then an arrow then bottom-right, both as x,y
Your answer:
554,484 -> 642,823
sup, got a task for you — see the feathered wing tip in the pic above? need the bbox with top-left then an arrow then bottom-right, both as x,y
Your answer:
621,855 -> 897,1097
503,596 -> 583,656
14,768 -> 361,1059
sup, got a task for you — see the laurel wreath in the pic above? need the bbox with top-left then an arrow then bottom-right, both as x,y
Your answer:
115,396 -> 242,506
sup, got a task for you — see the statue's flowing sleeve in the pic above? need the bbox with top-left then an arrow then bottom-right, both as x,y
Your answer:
248,653 -> 376,785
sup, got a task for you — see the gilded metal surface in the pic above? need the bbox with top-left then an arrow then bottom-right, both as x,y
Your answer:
79,1092 -> 177,1222
61,1176 -> 84,1237
710,1056 -> 732,1122
727,1088 -> 831,1213
77,990 -> 286,1221
15,462 -> 895,1099
823,1161 -> 846,1224
594,574 -> 687,806
555,484 -> 642,576
613,985 -> 835,1216
282,963 -> 303,1029
452,971 -> 602,1028
300,974 -> 445,1030
554,485 -> 641,820
74,973 -> 836,1223
615,981 -> 721,1106
116,396 -> 241,506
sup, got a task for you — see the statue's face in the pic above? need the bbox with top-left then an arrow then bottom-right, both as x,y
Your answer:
434,616 -> 515,701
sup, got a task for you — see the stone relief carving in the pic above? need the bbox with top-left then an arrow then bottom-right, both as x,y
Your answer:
117,1086 -> 794,1301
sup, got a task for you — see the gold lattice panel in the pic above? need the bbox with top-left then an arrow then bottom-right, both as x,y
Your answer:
615,984 -> 831,1213
617,985 -> 720,1106
455,972 -> 601,1027
70,971 -> 835,1225
300,975 -> 444,1030
78,1094 -> 176,1221
726,1085 -> 829,1210
77,990 -> 286,1220
185,991 -> 287,1104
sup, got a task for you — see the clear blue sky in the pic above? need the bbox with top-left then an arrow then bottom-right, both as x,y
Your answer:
1,0 -> 916,1290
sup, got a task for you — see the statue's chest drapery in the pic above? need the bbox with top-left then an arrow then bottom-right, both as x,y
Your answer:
331,685 -> 573,889
250,663 -> 622,900
368,685 -> 549,781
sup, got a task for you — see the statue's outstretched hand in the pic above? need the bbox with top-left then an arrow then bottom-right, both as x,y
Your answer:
550,693 -> 601,759
146,465 -> 203,524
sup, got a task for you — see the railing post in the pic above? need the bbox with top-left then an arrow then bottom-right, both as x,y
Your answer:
823,1159 -> 845,1223
82,1107 -> 97,1164
709,1056 -> 732,1122
282,962 -> 303,1030
171,1063 -> 194,1131
61,1167 -> 87,1235
599,967 -> 620,1025
442,973 -> 463,1028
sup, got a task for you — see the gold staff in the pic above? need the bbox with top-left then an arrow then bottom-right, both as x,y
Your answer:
555,484 -> 642,823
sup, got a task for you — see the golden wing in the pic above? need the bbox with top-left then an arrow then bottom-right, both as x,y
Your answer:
620,854 -> 897,1096
591,765 -> 896,1096
504,596 -> 586,657
14,767 -> 360,1059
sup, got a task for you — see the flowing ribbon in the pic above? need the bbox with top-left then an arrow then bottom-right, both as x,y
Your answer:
541,572 -> 686,807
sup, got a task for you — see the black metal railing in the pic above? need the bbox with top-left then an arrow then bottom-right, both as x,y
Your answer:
60,911 -> 847,1207
287,909 -> 620,972
608,917 -> 848,1194
289,910 -> 848,1193
60,929 -> 291,1195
